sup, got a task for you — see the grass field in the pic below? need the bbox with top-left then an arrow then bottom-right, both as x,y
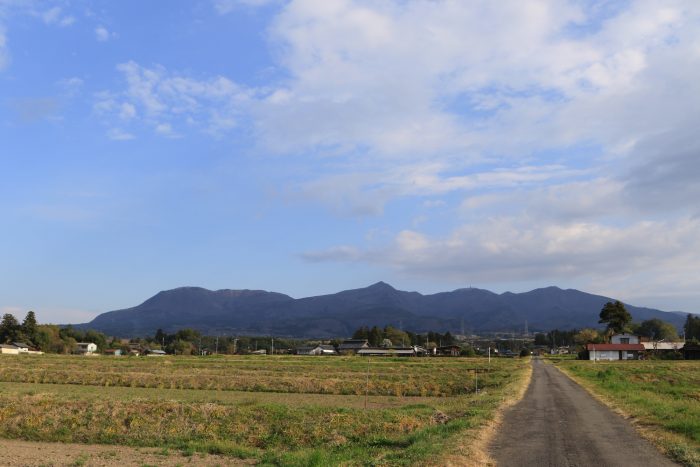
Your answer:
0,354 -> 530,466
554,359 -> 700,467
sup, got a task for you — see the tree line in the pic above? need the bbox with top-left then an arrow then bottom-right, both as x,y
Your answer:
351,325 -> 458,348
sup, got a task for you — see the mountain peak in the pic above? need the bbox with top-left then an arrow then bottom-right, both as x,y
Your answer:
367,281 -> 395,291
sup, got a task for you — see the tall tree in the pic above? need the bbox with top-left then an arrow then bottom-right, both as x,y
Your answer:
684,314 -> 700,341
368,326 -> 382,347
635,319 -> 679,341
0,313 -> 21,343
598,301 -> 632,337
21,310 -> 38,343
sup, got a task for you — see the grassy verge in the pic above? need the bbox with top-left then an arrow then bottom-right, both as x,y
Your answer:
553,360 -> 700,467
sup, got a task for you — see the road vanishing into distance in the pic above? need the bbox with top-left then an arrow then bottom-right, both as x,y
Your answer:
490,358 -> 678,467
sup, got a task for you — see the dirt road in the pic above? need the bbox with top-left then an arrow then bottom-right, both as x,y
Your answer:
490,358 -> 677,467
0,438 -> 252,466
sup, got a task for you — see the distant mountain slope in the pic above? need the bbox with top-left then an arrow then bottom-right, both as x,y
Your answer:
77,282 -> 690,338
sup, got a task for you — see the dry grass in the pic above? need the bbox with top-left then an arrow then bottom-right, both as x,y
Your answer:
0,354 -> 531,465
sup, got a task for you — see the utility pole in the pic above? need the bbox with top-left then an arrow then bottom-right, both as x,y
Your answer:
215,335 -> 219,355
365,356 -> 370,409
271,337 -> 274,356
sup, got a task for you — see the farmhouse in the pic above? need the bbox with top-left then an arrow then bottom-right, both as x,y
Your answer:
296,344 -> 337,355
357,346 -> 421,357
0,344 -> 20,355
12,342 -> 30,353
75,342 -> 98,355
104,349 -> 123,356
146,349 -> 166,356
338,339 -> 369,354
611,333 -> 639,344
436,345 -> 462,356
586,343 -> 644,361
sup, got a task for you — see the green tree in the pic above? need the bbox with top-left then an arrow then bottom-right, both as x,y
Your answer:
534,333 -> 548,345
21,311 -> 38,344
574,328 -> 602,346
598,301 -> 632,337
0,313 -> 21,343
635,319 -> 679,341
684,314 -> 700,340
383,326 -> 409,347
368,326 -> 382,347
352,326 -> 370,340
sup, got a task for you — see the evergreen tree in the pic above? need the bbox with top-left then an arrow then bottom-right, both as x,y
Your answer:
598,301 -> 632,337
21,310 -> 38,343
368,326 -> 382,346
684,314 -> 700,340
352,326 -> 370,340
0,313 -> 21,343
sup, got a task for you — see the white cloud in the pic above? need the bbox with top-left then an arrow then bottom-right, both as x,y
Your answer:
0,26 -> 8,70
107,128 -> 135,141
95,25 -> 110,42
213,0 -> 280,15
41,6 -> 74,27
95,61 -> 254,137
155,122 -> 180,138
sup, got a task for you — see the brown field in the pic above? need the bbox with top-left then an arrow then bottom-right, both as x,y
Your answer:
0,354 -> 530,466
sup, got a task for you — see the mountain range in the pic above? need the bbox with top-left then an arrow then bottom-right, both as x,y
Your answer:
76,282 -> 690,338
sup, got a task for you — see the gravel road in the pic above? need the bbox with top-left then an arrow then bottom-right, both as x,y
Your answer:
490,357 -> 678,467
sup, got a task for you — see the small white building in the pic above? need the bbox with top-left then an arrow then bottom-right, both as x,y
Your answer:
0,344 -> 20,355
587,343 -> 644,361
296,344 -> 338,356
76,342 -> 98,355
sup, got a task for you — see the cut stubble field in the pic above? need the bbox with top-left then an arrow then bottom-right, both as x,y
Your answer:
554,359 -> 700,467
0,354 -> 530,466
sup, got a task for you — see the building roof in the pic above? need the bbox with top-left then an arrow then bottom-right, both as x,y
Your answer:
338,339 -> 369,349
357,347 -> 416,355
642,342 -> 684,350
0,344 -> 18,349
12,342 -> 30,348
586,343 -> 645,351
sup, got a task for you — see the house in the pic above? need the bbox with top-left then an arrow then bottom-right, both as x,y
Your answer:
586,343 -> 644,361
356,346 -> 419,357
296,344 -> 338,356
104,349 -> 123,356
338,339 -> 369,354
436,345 -> 462,357
12,342 -> 30,353
146,349 -> 166,356
0,344 -> 20,355
75,342 -> 98,355
683,342 -> 700,360
611,333 -> 639,344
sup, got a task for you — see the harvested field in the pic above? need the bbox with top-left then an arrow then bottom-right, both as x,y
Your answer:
0,354 -> 529,465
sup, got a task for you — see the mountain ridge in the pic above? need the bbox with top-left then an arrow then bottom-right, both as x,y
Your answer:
76,282 -> 691,338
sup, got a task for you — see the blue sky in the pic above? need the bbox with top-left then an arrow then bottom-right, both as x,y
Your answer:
1,0 -> 699,324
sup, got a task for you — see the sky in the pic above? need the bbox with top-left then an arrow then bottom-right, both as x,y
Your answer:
1,0 -> 699,324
